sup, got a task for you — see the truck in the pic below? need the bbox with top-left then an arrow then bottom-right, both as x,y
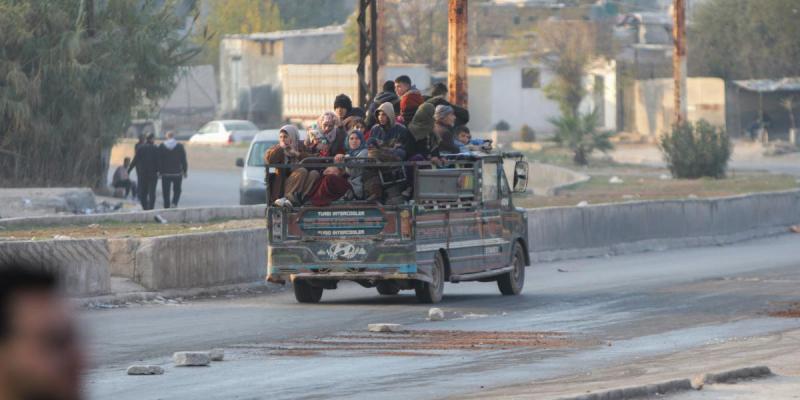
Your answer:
265,152 -> 531,304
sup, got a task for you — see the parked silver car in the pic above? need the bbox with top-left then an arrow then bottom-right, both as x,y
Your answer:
237,130 -> 281,204
190,120 -> 259,144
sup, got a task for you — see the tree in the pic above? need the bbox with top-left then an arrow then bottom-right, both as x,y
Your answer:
536,20 -> 610,118
0,0 -> 199,187
336,0 -> 448,70
194,0 -> 282,67
549,110 -> 614,166
690,0 -> 800,80
275,0 -> 352,30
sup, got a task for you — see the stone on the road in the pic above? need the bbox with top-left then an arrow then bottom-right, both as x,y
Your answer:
172,351 -> 210,367
209,348 -> 225,361
126,365 -> 165,375
428,308 -> 445,321
368,323 -> 405,333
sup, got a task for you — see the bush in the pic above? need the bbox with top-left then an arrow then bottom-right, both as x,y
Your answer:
520,124 -> 536,142
659,120 -> 732,179
494,120 -> 510,131
549,110 -> 613,165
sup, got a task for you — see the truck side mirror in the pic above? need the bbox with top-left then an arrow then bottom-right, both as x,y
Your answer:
513,161 -> 528,193
236,157 -> 245,167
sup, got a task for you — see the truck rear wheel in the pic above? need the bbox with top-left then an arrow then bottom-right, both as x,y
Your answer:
293,280 -> 323,303
497,243 -> 525,295
376,282 -> 400,295
415,253 -> 445,304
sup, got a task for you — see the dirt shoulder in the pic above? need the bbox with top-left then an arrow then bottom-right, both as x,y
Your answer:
0,218 -> 264,241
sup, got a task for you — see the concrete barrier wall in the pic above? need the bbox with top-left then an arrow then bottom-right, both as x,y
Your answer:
120,228 -> 267,290
0,239 -> 110,296
2,191 -> 798,294
0,205 -> 265,229
527,190 -> 800,261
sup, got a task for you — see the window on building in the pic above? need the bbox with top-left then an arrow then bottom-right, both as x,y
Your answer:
521,68 -> 541,89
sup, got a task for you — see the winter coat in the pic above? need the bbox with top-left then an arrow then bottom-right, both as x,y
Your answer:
366,91 -> 400,128
128,142 -> 160,179
432,122 -> 460,156
264,143 -> 310,203
400,87 -> 424,123
369,102 -> 413,159
407,102 -> 436,158
158,140 -> 188,176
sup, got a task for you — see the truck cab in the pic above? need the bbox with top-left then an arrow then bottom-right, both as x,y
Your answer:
266,152 -> 531,303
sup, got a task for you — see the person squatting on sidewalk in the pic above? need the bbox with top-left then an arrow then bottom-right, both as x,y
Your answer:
158,131 -> 188,208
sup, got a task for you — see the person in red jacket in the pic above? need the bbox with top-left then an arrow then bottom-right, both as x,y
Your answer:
394,75 -> 424,124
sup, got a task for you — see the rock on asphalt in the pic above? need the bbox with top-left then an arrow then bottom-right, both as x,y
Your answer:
209,348 -> 225,362
126,365 -> 165,375
428,308 -> 445,321
368,323 -> 406,333
173,351 -> 210,367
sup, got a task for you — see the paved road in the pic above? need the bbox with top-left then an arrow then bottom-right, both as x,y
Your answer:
83,235 -> 800,399
113,168 -> 242,208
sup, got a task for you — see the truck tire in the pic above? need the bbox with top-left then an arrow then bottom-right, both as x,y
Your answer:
415,253 -> 445,303
376,282 -> 400,295
497,243 -> 525,296
293,280 -> 323,303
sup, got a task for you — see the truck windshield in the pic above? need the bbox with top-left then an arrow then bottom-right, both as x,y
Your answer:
247,141 -> 277,167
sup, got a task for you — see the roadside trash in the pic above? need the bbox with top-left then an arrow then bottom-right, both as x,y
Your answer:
428,308 -> 445,321
22,198 -> 32,207
368,323 -> 406,333
52,235 -> 73,240
577,201 -> 589,207
173,351 -> 210,367
609,176 -> 624,184
88,224 -> 100,228
659,174 -> 671,180
687,194 -> 698,199
127,365 -> 165,375
790,225 -> 800,233
154,215 -> 168,224
557,268 -> 568,273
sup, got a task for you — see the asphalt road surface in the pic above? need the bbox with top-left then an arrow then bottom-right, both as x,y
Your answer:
82,234 -> 800,399
116,168 -> 241,208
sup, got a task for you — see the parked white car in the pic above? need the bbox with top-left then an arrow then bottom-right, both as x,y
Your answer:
189,120 -> 259,144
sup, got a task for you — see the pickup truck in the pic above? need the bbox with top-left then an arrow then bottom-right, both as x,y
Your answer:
266,152 -> 531,304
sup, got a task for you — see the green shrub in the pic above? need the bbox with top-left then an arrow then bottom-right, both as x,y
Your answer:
659,120 -> 732,179
549,110 -> 614,165
520,124 -> 536,142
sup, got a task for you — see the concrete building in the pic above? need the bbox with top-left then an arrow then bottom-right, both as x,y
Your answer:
468,55 -> 560,135
467,55 -> 617,136
218,25 -> 345,126
160,65 -> 218,138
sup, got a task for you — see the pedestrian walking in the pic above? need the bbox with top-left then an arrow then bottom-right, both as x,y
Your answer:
128,133 -> 159,210
158,131 -> 188,208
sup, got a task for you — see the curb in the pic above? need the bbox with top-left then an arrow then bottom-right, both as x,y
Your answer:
74,280 -> 288,308
556,366 -> 772,400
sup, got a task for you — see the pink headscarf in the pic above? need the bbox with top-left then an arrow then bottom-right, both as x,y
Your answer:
318,111 -> 339,143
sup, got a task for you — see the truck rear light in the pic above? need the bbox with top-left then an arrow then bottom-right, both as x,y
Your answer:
270,211 -> 283,241
227,133 -> 234,144
400,210 -> 412,240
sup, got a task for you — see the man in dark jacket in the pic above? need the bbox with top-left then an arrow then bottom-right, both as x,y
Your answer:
333,94 -> 366,122
425,82 -> 470,126
365,80 -> 400,128
128,133 -> 159,210
158,131 -> 188,208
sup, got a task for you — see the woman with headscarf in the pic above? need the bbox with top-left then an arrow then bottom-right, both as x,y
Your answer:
369,102 -> 413,160
317,111 -> 347,156
333,130 -> 369,199
264,125 -> 320,207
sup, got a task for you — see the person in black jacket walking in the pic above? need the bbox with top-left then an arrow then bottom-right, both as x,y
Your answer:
158,131 -> 188,208
128,133 -> 160,210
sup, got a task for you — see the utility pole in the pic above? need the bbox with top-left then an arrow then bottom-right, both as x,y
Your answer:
448,0 -> 468,108
357,0 -> 379,109
85,0 -> 95,37
672,0 -> 687,124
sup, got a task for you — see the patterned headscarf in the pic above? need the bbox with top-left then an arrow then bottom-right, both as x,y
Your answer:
318,111 -> 339,142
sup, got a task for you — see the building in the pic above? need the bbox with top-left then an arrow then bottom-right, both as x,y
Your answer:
468,55 -> 562,136
218,25 -> 345,126
160,65 -> 218,137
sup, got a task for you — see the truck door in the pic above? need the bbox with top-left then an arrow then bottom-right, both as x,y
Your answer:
480,160 -> 508,269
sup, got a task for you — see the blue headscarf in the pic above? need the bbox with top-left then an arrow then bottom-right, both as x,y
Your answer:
347,130 -> 367,157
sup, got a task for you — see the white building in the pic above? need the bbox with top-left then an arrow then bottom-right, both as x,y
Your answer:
467,55 -> 617,136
